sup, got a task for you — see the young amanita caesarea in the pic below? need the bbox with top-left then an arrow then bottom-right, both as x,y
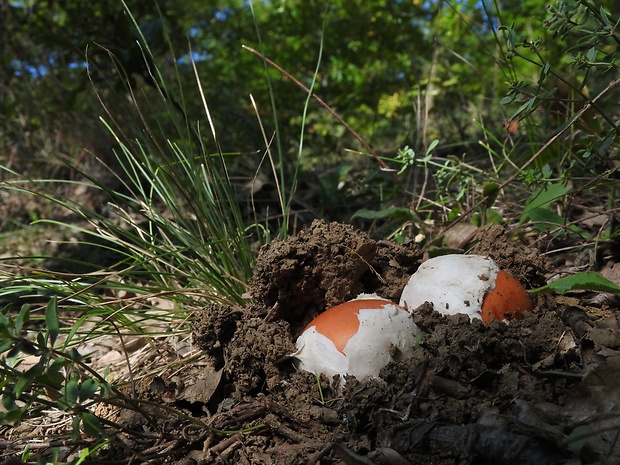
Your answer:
291,294 -> 420,381
399,254 -> 533,324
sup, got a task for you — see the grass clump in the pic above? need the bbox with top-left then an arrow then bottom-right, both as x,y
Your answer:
0,1 -> 328,458
0,5 -> 279,460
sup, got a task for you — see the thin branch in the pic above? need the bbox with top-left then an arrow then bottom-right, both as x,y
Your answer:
437,77 -> 620,238
241,45 -> 391,171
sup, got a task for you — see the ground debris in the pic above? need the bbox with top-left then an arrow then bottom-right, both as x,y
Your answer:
381,420 -> 566,465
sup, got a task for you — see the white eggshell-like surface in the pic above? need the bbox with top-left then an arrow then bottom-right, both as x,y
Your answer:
292,298 -> 419,381
399,254 -> 499,319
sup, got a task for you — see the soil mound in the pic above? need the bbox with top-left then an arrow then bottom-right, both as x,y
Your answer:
189,220 -> 620,464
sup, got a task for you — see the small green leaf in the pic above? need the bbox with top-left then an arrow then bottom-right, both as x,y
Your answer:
14,375 -> 31,398
99,381 -> 112,397
34,366 -> 65,391
45,297 -> 60,347
79,379 -> 99,402
351,207 -> 422,225
597,136 -> 615,155
566,424 -> 590,453
530,272 -> 620,295
426,139 -> 439,155
2,394 -> 17,411
81,413 -> 102,437
538,62 -> 551,84
599,6 -> 611,26
510,97 -> 536,120
482,182 -> 500,208
485,208 -> 504,225
427,248 -> 465,259
0,313 -> 11,339
499,24 -> 516,49
63,379 -> 80,405
14,305 -> 31,334
3,408 -> 25,424
72,416 -> 82,439
525,208 -> 588,239
0,340 -> 12,353
68,348 -> 84,361
521,183 -> 572,223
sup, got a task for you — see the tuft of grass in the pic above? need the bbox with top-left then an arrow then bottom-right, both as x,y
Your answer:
0,13 -> 256,350
0,1 -> 328,458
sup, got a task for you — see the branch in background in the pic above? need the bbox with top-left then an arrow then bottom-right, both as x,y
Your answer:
242,45 -> 391,171
437,77 -> 620,239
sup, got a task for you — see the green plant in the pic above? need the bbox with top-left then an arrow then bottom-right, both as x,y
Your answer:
393,141 -> 499,225
491,0 -> 620,256
0,299 -> 111,440
244,0 -> 328,236
530,270 -> 620,294
314,371 -> 325,405
520,182 -> 589,238
499,0 -> 619,175
0,297 -> 258,463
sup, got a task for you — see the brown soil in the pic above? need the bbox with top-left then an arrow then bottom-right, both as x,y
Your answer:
7,220 -> 617,464
183,220 -> 620,465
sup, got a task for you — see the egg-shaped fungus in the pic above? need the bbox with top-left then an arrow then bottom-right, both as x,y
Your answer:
291,295 -> 420,381
399,254 -> 533,323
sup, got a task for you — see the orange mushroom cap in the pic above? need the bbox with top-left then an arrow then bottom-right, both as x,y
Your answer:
304,299 -> 393,353
292,296 -> 419,381
480,270 -> 533,324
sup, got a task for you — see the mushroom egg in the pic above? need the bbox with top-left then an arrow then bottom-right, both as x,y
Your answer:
399,254 -> 533,323
291,295 -> 420,381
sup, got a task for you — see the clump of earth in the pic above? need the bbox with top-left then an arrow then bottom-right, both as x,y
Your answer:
186,220 -> 619,465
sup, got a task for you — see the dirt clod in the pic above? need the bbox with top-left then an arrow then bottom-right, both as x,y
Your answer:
250,219 -> 422,330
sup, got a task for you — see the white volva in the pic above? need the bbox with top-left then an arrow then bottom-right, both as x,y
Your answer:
399,254 -> 499,319
292,301 -> 419,381
344,305 -> 419,379
292,329 -> 347,381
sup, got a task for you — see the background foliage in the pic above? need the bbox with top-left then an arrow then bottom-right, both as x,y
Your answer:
2,0 -> 619,236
